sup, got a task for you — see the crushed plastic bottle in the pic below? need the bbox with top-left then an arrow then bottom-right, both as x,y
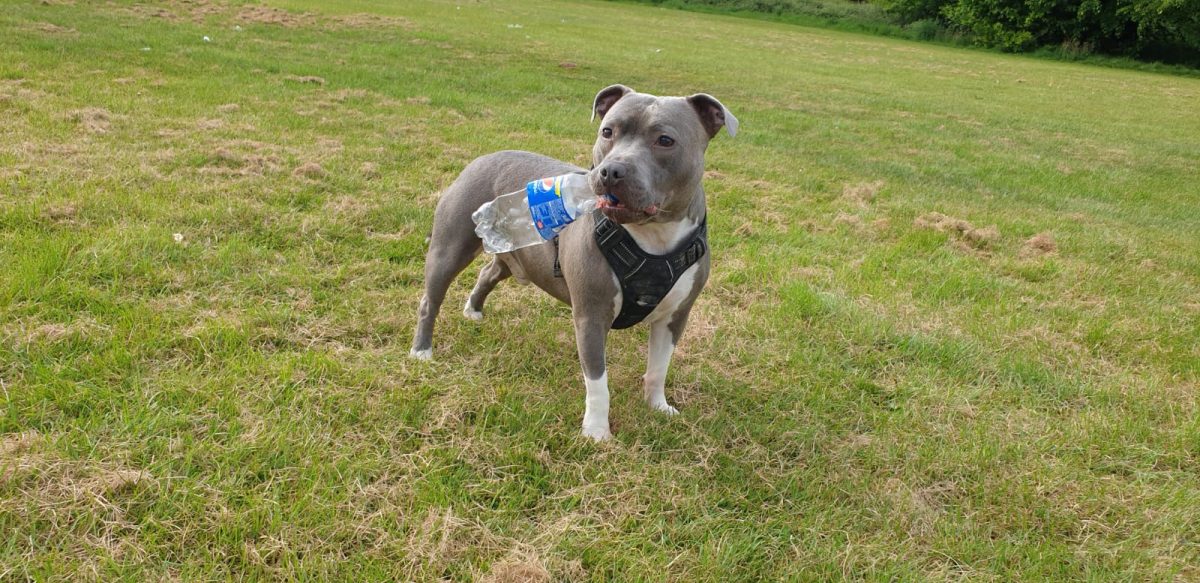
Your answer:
472,172 -> 607,254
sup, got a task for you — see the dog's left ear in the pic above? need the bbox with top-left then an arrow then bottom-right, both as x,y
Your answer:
592,84 -> 634,122
688,93 -> 739,138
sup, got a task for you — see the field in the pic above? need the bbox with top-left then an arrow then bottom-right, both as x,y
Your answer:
2,0 -> 1199,580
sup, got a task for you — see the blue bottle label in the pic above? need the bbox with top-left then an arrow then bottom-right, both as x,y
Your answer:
527,176 -> 573,240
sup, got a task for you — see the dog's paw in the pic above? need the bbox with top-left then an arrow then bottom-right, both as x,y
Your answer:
648,400 -> 679,416
462,302 -> 484,321
409,347 -> 433,361
581,424 -> 613,442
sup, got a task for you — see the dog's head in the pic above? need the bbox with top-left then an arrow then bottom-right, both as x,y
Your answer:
588,85 -> 738,224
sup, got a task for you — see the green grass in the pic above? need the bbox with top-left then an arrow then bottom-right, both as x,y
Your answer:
2,0 -> 1199,580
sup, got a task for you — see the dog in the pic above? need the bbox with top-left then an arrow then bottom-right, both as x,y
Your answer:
410,84 -> 737,440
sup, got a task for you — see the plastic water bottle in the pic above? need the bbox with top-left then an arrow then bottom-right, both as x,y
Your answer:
472,172 -> 602,254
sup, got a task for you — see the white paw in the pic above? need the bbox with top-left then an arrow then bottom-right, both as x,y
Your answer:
462,305 -> 483,321
581,424 -> 612,442
409,348 -> 432,361
649,400 -> 679,416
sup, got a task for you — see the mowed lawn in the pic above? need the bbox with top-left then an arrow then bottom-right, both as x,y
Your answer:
2,0 -> 1199,580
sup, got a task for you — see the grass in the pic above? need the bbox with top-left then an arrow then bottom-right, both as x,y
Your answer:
2,0 -> 1199,580
610,0 -> 1200,77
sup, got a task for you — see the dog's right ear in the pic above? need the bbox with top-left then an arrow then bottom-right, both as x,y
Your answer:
591,84 -> 634,122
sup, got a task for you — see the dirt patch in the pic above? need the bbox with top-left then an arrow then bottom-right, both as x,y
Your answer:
1021,232 -> 1057,256
842,180 -> 884,206
914,211 -> 1000,249
69,107 -> 111,134
293,161 -> 326,179
216,103 -> 240,113
360,162 -> 380,179
285,75 -> 325,85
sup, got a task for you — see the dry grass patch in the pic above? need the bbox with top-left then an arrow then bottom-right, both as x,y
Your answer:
203,141 -> 283,176
69,107 -> 111,134
842,180 -> 885,206
400,506 -> 518,577
293,161 -> 326,179
4,316 -> 106,347
43,203 -> 78,223
0,80 -> 47,103
195,117 -> 225,130
285,74 -> 326,85
331,13 -> 415,30
834,211 -> 865,229
914,211 -> 1001,249
1022,232 -> 1058,256
237,5 -> 315,27
28,21 -> 77,35
482,551 -> 552,583
2,431 -> 156,560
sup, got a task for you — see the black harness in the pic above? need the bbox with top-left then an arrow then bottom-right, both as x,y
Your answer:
558,209 -> 707,329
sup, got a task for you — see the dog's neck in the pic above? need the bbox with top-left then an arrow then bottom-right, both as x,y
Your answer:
623,191 -> 706,255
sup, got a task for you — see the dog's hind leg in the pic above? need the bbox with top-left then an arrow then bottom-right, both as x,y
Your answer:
464,257 -> 510,321
410,206 -> 483,360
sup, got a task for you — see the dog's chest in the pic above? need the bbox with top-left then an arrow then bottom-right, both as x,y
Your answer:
621,219 -> 703,324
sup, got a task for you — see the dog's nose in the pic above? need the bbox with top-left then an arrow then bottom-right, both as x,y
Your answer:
599,162 -> 628,186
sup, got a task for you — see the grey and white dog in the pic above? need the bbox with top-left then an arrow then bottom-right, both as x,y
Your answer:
410,84 -> 737,440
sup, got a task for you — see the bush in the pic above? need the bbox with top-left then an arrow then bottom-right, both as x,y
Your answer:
872,0 -> 1200,63
906,18 -> 942,40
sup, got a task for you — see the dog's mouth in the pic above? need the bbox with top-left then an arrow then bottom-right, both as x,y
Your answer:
597,193 -> 658,224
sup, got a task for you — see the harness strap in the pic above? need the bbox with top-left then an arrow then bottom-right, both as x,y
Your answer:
594,210 -> 708,329
552,236 -> 562,278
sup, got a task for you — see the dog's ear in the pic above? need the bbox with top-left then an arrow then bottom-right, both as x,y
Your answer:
687,93 -> 739,138
591,84 -> 634,122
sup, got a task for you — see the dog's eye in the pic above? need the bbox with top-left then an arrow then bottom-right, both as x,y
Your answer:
601,127 -> 613,139
656,135 -> 675,147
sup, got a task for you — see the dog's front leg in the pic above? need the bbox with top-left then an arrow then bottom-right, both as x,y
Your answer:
643,319 -> 680,415
573,312 -> 612,441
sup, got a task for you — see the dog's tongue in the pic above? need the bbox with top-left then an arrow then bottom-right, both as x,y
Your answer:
598,194 -> 658,216
598,193 -> 623,208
